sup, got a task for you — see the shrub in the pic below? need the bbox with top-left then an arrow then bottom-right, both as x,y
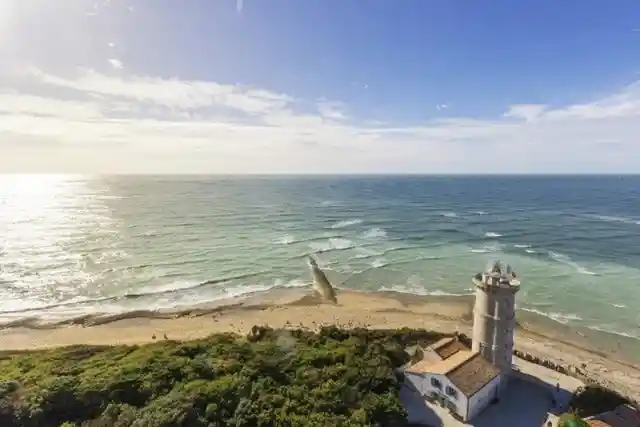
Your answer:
0,326 -> 446,427
569,384 -> 631,417
558,412 -> 588,427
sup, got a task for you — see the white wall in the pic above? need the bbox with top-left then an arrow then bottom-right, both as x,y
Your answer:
467,374 -> 502,420
404,372 -> 469,420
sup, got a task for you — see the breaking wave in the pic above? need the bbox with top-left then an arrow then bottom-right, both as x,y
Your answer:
330,219 -> 363,229
520,307 -> 583,325
548,251 -> 598,276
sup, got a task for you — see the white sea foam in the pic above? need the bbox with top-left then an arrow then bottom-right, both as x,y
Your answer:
484,232 -> 502,238
363,227 -> 387,239
442,212 -> 457,218
587,325 -> 639,340
513,244 -> 531,248
548,251 -> 598,276
273,235 -> 295,245
132,280 -> 200,297
520,307 -> 583,325
525,249 -> 536,253
309,238 -> 354,252
586,214 -> 640,226
351,247 -> 382,259
474,211 -> 488,215
331,219 -> 363,229
610,303 -> 626,308
379,284 -> 472,297
370,258 -> 387,268
272,278 -> 308,289
470,242 -> 503,253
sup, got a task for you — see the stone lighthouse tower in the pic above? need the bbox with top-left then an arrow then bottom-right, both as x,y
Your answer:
471,260 -> 520,390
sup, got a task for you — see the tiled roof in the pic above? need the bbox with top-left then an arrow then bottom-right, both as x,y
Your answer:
446,352 -> 501,397
405,350 -> 501,397
405,350 -> 477,375
433,339 -> 468,359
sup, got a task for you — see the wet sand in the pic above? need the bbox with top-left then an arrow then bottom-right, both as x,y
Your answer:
0,288 -> 638,401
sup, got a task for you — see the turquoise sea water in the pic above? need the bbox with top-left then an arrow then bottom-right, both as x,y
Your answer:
0,175 -> 639,343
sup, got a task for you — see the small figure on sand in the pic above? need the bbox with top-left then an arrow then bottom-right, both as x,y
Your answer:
306,255 -> 338,304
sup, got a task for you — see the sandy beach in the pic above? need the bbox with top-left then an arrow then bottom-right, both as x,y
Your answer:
1,288 -> 639,402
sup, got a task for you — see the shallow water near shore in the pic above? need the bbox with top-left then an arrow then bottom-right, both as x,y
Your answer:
0,175 -> 639,360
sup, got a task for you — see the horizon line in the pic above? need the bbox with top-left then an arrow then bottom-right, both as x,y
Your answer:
1,172 -> 639,178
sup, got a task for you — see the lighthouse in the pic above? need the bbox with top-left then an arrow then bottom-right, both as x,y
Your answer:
471,260 -> 520,391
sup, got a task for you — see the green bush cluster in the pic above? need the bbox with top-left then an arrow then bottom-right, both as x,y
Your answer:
569,384 -> 631,417
557,412 -> 588,427
0,326 -> 447,427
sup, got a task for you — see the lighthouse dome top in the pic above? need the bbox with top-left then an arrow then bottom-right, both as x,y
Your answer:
473,260 -> 520,288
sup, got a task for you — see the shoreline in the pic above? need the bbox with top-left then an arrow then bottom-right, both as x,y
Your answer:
1,287 -> 639,401
1,286 -> 638,361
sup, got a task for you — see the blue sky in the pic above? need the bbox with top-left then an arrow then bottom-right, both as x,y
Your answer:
1,0 -> 640,173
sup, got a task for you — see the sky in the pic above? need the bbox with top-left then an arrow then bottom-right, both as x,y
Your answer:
1,0 -> 640,174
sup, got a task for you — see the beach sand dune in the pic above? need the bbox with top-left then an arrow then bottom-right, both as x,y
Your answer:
1,288 -> 639,401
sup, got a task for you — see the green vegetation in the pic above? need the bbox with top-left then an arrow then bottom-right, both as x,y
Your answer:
557,412 -> 588,427
569,384 -> 631,417
0,326 -> 447,427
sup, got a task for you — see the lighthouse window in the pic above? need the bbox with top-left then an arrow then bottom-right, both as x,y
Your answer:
446,386 -> 458,399
430,378 -> 442,389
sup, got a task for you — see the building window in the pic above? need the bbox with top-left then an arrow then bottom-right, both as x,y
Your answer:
446,386 -> 458,399
430,377 -> 442,389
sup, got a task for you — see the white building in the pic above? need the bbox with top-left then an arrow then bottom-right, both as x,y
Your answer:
402,261 -> 520,422
403,337 -> 503,421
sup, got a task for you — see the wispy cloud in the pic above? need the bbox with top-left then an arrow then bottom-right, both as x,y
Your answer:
503,104 -> 545,122
236,0 -> 244,14
317,100 -> 348,121
108,59 -> 124,70
436,104 -> 449,111
2,67 -> 639,174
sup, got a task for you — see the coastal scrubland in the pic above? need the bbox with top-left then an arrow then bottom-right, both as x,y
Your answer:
0,326 -> 630,427
0,326 -> 444,427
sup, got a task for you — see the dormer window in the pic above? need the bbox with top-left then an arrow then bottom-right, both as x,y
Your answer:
446,386 -> 458,399
430,377 -> 442,389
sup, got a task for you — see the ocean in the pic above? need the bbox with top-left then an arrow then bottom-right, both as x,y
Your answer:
0,175 -> 639,345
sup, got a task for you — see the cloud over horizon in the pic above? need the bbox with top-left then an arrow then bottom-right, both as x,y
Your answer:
2,65 -> 639,174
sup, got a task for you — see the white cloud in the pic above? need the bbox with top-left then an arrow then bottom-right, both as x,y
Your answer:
108,59 -> 124,70
436,104 -> 448,111
2,67 -> 640,174
237,0 -> 244,13
503,104 -> 546,122
317,100 -> 348,121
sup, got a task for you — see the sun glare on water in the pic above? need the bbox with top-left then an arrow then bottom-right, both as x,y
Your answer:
0,174 -> 115,316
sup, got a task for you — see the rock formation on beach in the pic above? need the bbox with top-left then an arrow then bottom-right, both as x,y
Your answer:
306,255 -> 338,304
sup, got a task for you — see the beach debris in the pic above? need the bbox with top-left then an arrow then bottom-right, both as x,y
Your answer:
306,255 -> 338,304
152,334 -> 156,340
